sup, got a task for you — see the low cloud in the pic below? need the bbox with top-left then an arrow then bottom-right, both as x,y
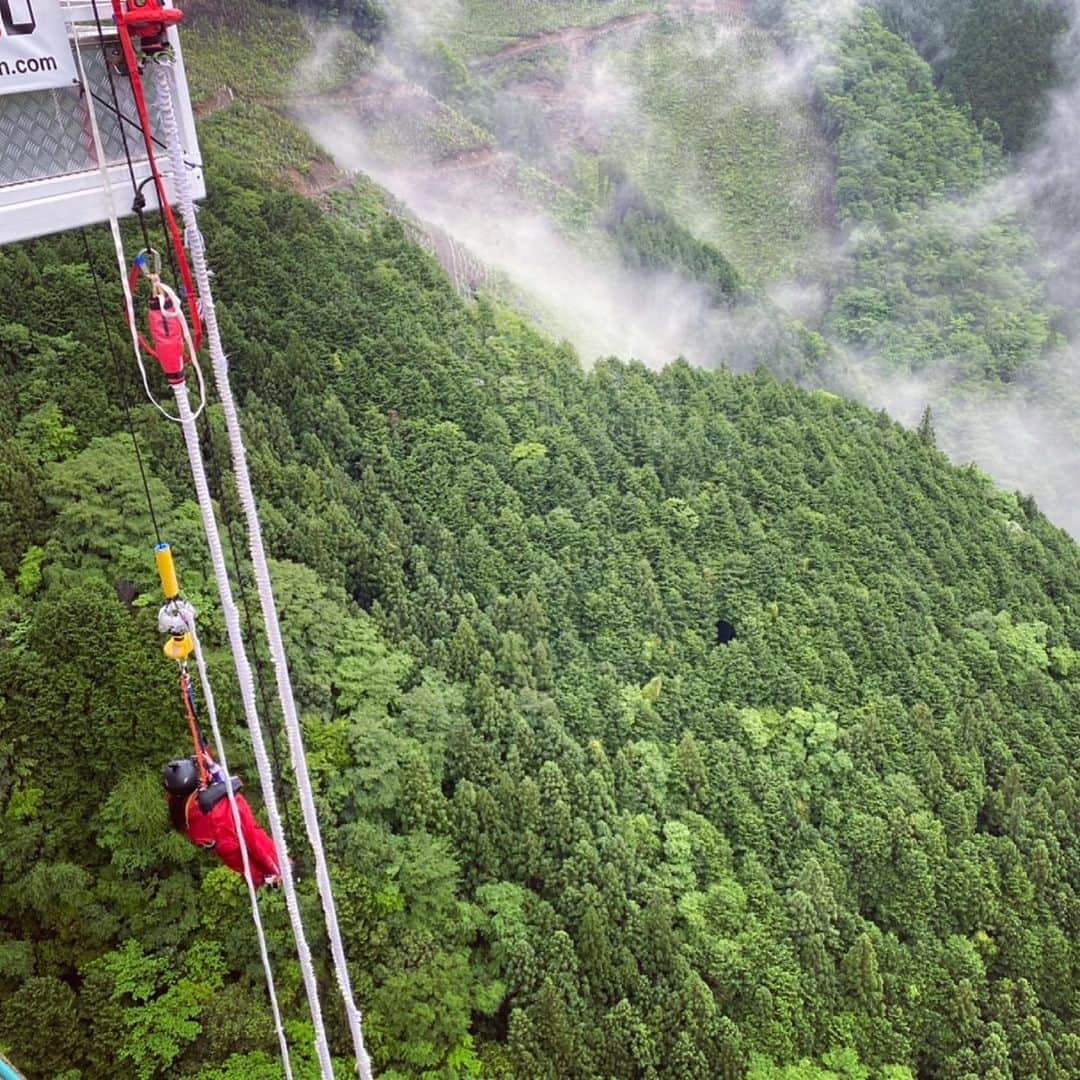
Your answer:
1023,0 -> 1080,316
383,0 -> 462,50
298,0 -> 1080,535
851,0 -> 1080,534
305,109 -> 790,370
839,344 -> 1080,535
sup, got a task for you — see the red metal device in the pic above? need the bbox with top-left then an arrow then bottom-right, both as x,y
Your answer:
147,294 -> 186,383
111,0 -> 203,353
114,0 -> 183,55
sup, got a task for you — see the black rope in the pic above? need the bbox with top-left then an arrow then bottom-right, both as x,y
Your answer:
86,0 -> 154,254
81,228 -> 162,546
86,4 -> 185,343
85,0 -> 183,291
88,88 -> 200,169
83,12 -> 286,822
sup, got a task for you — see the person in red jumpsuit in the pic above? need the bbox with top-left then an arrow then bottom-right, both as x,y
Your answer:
162,757 -> 282,887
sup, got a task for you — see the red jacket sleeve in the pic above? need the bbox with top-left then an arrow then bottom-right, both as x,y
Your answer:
235,795 -> 281,881
184,795 -> 216,850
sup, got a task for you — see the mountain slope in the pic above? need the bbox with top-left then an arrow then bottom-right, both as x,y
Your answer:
2,125 -> 1080,1077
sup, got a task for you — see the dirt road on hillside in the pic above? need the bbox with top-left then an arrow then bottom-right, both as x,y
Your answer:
470,12 -> 656,73
471,0 -> 747,72
238,0 -> 755,286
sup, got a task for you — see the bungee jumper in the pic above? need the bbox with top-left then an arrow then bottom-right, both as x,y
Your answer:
34,0 -> 376,1066
162,756 -> 282,888
155,543 -> 283,888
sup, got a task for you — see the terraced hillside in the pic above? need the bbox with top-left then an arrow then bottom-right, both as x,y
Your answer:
477,4 -> 833,283
415,0 -> 663,58
185,0 -> 834,345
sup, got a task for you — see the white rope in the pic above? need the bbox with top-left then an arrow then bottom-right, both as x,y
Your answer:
77,37 -> 323,1077
154,58 -> 375,1080
146,275 -> 209,422
72,29 -> 142,382
178,605 -> 295,1080
172,380 -> 337,1080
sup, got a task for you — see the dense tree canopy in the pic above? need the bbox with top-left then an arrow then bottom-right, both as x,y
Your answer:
2,131 -> 1079,1076
876,0 -> 1068,153
814,10 -> 1058,384
2,2 -> 1080,1077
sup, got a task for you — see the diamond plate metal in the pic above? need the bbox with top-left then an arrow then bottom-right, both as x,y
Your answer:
0,41 -> 159,186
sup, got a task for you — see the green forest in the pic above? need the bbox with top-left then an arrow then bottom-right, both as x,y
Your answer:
2,1 -> 1080,1078
821,8 -> 1054,381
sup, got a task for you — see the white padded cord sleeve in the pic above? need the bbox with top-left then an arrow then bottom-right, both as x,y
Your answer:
78,36 -> 323,1080
155,60 -> 374,1080
185,615 -> 294,1080
173,380 -> 336,1080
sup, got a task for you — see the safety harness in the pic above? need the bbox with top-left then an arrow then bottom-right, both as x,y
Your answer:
155,542 -> 212,785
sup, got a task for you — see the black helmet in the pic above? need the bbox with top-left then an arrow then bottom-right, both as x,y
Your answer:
162,758 -> 200,798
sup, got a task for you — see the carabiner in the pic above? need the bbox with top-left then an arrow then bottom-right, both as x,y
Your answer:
136,247 -> 163,279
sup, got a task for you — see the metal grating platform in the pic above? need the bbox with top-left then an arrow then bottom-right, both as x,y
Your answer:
0,43 -> 150,184
0,2 -> 203,245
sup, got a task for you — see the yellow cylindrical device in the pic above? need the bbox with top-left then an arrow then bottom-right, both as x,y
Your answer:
156,542 -> 180,599
164,634 -> 194,662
